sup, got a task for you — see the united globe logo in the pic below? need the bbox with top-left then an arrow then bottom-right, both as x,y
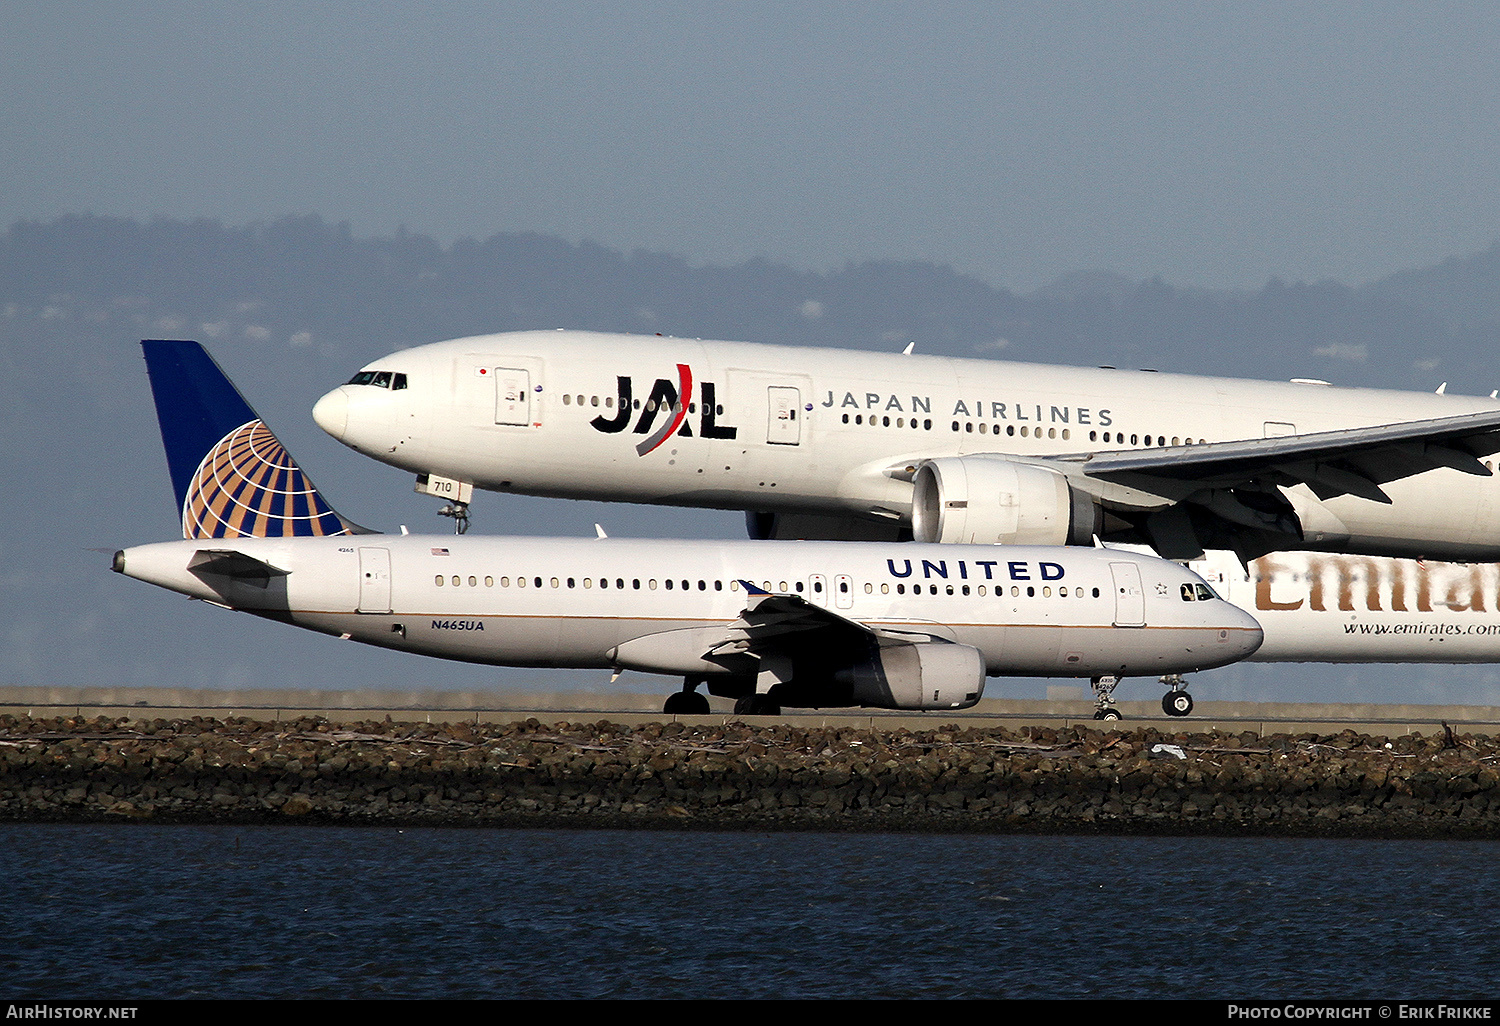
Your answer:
182,420 -> 352,539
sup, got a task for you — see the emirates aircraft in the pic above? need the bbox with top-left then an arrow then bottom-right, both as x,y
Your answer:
313,330 -> 1500,563
114,341 -> 1260,718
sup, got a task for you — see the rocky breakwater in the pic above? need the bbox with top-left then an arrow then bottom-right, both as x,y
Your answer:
2,713 -> 1500,836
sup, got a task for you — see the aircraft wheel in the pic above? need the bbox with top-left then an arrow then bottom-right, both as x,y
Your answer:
1162,691 -> 1194,717
664,691 -> 710,715
1094,708 -> 1122,721
734,695 -> 781,716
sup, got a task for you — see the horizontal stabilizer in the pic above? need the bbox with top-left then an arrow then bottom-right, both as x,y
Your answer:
187,548 -> 290,583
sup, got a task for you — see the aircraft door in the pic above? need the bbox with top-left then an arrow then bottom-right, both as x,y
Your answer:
1109,562 -> 1145,627
834,574 -> 854,609
495,368 -> 532,425
358,547 -> 392,614
767,387 -> 802,445
808,573 -> 828,607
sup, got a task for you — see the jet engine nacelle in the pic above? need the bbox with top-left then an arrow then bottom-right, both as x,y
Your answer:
833,642 -> 986,710
911,457 -> 1102,546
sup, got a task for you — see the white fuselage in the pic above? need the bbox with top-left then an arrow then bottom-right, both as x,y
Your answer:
315,330 -> 1500,560
114,535 -> 1261,684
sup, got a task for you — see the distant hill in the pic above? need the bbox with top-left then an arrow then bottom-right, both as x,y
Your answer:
4,213 -> 1495,393
4,213 -> 1500,704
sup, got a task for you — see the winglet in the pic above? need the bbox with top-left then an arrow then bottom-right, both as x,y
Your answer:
595,523 -> 608,539
141,340 -> 366,540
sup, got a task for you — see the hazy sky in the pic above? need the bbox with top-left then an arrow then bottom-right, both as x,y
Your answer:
6,1 -> 1500,292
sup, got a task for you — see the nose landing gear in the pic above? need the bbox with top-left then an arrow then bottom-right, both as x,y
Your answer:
1090,675 -> 1122,720
1160,674 -> 1194,716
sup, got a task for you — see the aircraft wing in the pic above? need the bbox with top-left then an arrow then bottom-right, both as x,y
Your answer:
1065,408 -> 1500,503
702,582 -> 944,662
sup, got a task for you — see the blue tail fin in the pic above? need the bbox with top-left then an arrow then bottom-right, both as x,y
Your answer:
141,340 -> 364,539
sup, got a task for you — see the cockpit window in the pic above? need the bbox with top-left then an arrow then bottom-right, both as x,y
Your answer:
347,370 -> 406,389
1181,584 -> 1195,602
1195,583 -> 1218,601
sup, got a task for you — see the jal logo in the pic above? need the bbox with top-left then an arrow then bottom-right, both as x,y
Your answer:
590,365 -> 738,455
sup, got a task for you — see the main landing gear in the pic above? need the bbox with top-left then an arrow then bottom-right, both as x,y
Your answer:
663,676 -> 711,716
1160,674 -> 1194,717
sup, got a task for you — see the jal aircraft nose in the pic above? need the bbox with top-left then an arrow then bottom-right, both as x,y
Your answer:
312,387 -> 349,441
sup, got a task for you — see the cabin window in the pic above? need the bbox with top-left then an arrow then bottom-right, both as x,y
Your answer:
1092,587 -> 1101,597
591,396 -> 599,406
897,584 -> 905,594
567,578 -> 575,588
730,581 -> 739,591
715,581 -> 723,591
1043,586 -> 1051,597
616,579 -> 624,589
534,577 -> 542,588
1059,586 -> 1068,597
468,576 -> 477,587
451,576 -> 461,587
965,423 -> 973,433
946,585 -> 954,595
881,583 -> 891,594
1011,586 -> 1020,597
563,394 -> 571,405
1061,429 -> 1069,440
951,421 -> 960,431
1090,431 -> 1097,441
1131,434 -> 1139,445
632,579 -> 641,590
583,578 -> 592,589
485,576 -> 493,587
979,423 -> 987,434
517,577 -> 526,588
977,585 -> 986,596
962,585 -> 970,595
434,575 -> 444,586
698,580 -> 706,590
923,419 -> 932,430
649,580 -> 657,590
550,578 -> 559,588
1027,586 -> 1035,597
681,580 -> 690,591
500,577 -> 510,587
780,581 -> 788,591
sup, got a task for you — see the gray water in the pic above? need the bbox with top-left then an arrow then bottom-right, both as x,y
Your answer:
3,826 -> 1498,999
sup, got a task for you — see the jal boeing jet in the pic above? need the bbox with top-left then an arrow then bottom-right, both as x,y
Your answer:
313,330 -> 1500,564
113,341 -> 1260,718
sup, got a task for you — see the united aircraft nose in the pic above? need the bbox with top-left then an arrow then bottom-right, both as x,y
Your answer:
312,388 -> 348,440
